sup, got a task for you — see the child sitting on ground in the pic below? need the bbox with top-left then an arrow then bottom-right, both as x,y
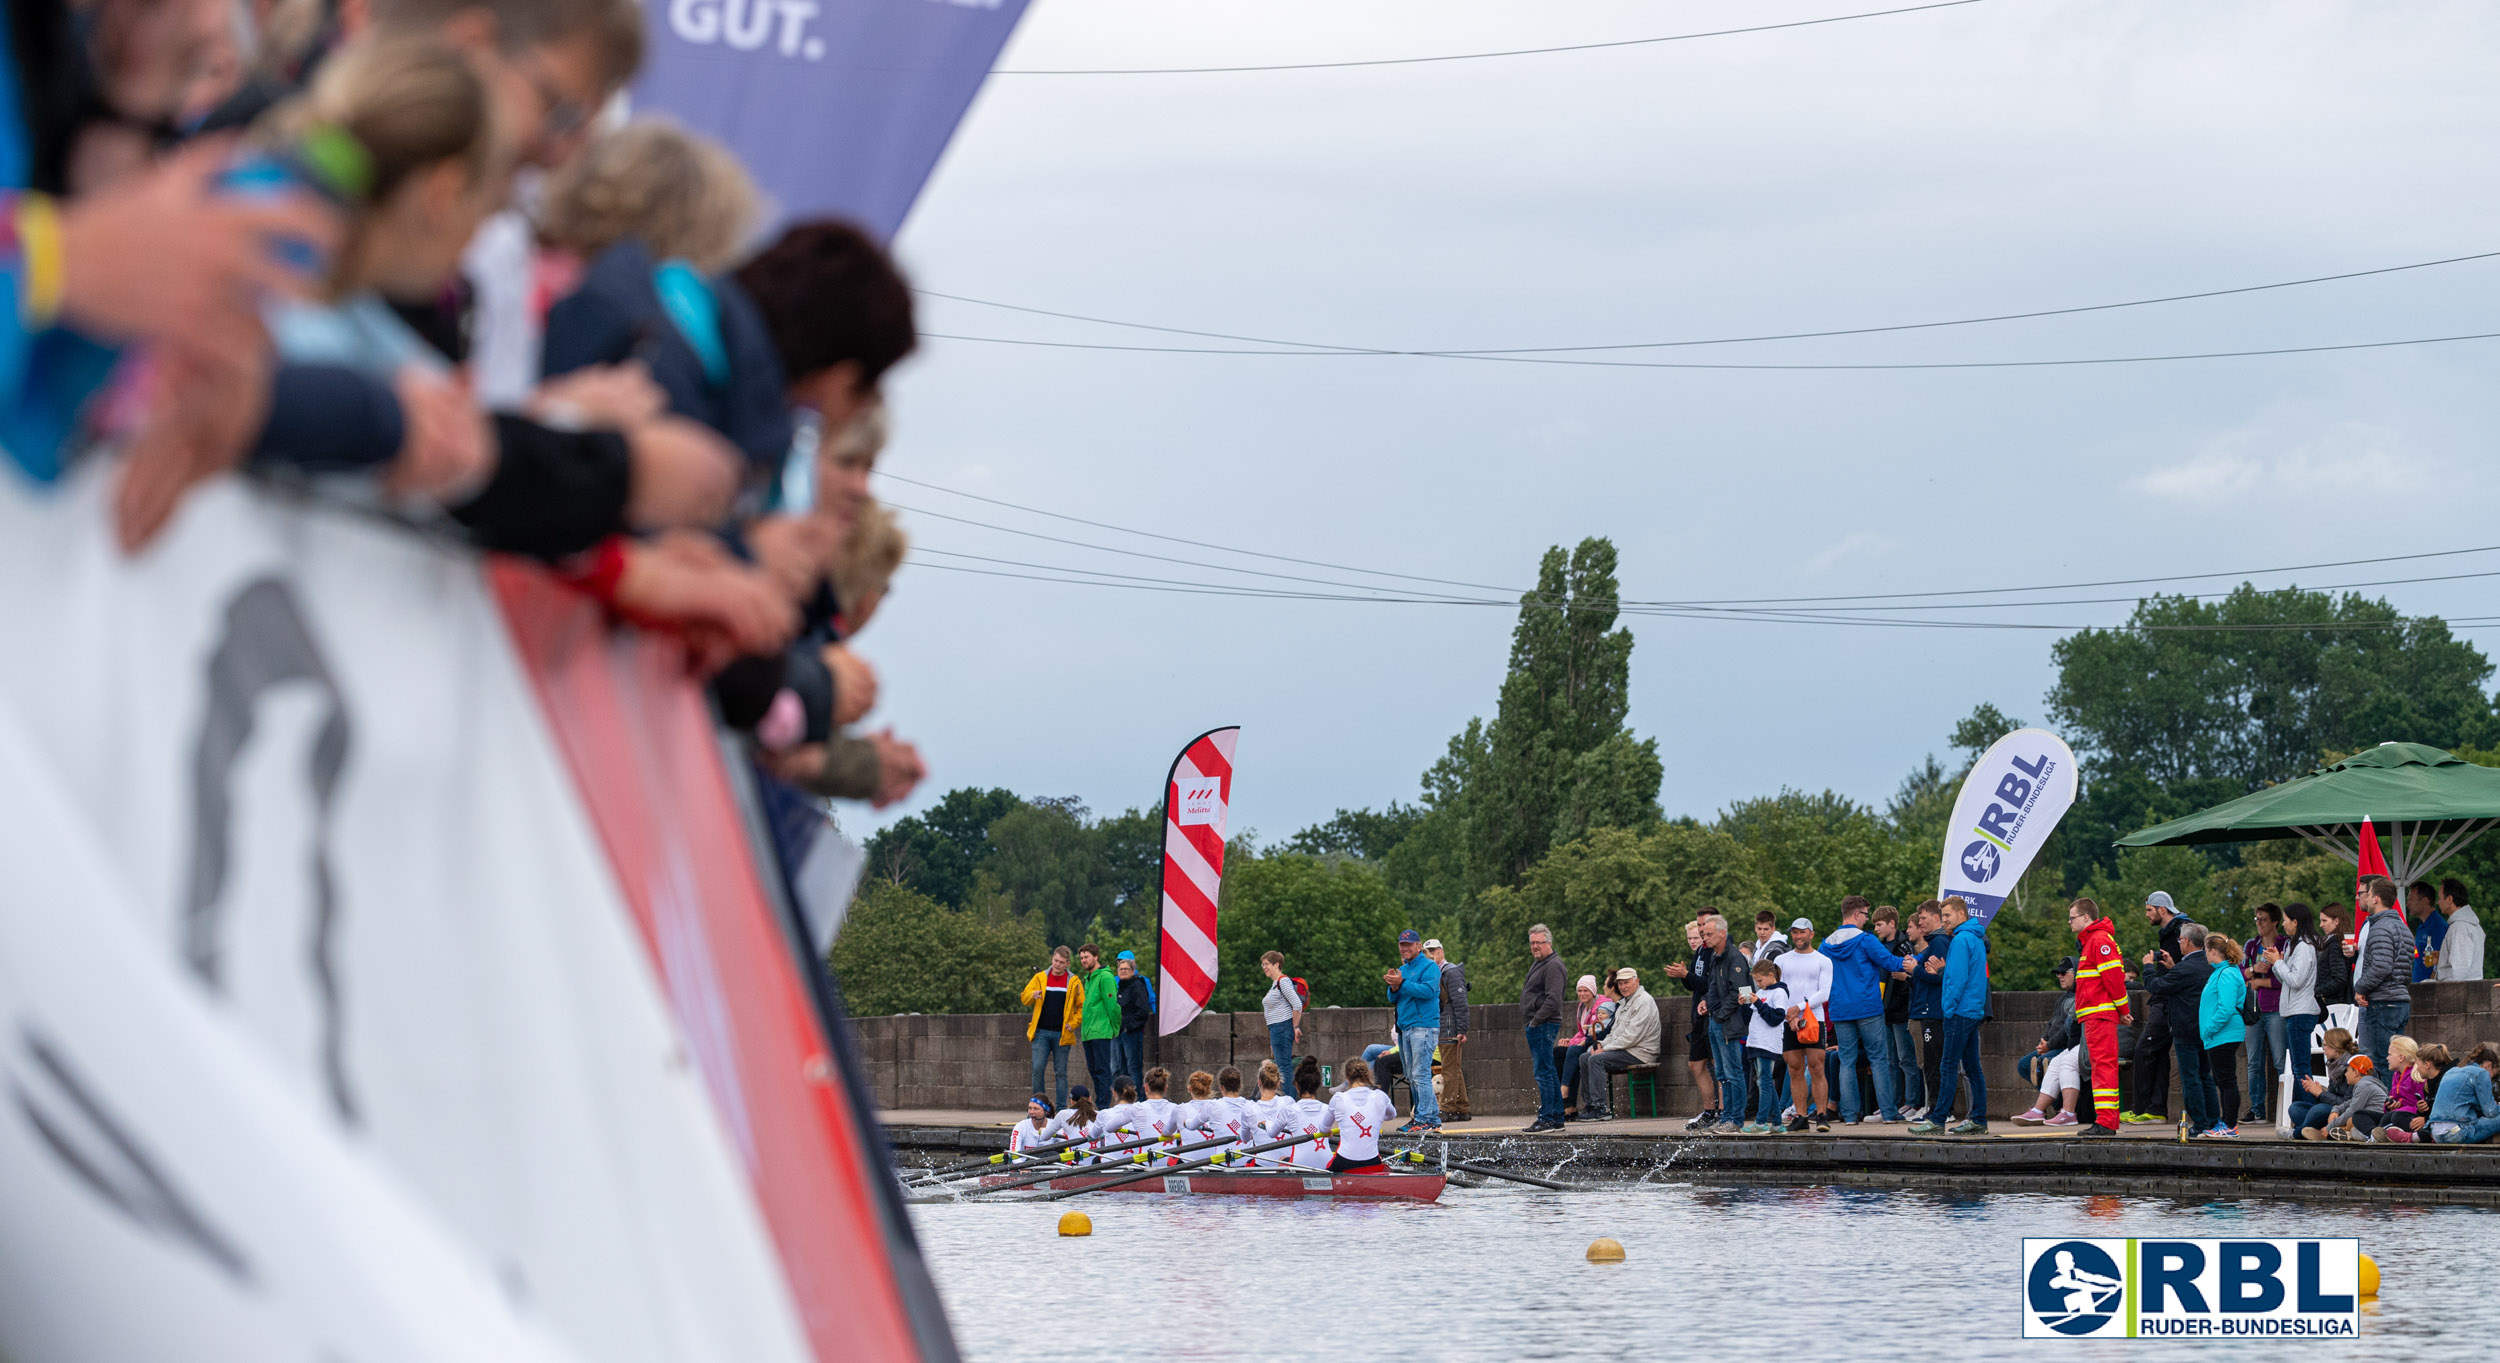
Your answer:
2375,1036 -> 2428,1142
2289,1027 -> 2355,1133
1742,960 -> 1793,1135
2305,1054 -> 2384,1141
2382,1044 -> 2449,1144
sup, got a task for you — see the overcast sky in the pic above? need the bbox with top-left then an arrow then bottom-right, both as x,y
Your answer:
857,0 -> 2500,845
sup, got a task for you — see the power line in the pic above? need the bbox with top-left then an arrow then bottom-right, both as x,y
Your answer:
880,469 -> 2500,609
924,327 -> 2500,370
991,1 -> 1989,75
915,248 -> 2500,357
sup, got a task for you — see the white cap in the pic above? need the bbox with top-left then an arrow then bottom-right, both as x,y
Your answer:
1789,917 -> 1814,932
1422,938 -> 1443,951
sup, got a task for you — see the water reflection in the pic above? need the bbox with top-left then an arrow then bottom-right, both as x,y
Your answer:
912,1181 -> 2500,1361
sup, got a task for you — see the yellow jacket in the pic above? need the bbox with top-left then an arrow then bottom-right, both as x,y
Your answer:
1021,970 -> 1085,1044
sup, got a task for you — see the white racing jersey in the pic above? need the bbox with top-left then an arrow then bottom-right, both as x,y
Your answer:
1261,1095 -> 1335,1169
1081,1102 -> 1154,1165
1215,1094 -> 1263,1155
1325,1087 -> 1397,1164
1006,1116 -> 1058,1156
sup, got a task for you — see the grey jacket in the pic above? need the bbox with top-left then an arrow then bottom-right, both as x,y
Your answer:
1439,961 -> 1470,1035
2352,907 -> 2413,1003
1521,952 -> 1568,1026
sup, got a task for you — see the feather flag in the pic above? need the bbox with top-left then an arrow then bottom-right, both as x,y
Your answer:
1155,727 -> 1240,1036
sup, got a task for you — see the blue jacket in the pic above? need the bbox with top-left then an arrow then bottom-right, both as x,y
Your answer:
1822,925 -> 1910,1023
2199,961 -> 2247,1048
1939,919 -> 1990,1019
1907,934 -> 1946,1019
2429,1063 -> 2498,1126
1387,953 -> 1442,1030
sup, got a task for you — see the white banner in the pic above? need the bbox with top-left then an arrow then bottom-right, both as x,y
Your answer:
0,471 -> 812,1363
1937,727 -> 2080,927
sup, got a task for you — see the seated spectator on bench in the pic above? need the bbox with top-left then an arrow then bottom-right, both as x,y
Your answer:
1574,968 -> 1660,1123
2429,1042 -> 2500,1145
1558,975 -> 1610,1120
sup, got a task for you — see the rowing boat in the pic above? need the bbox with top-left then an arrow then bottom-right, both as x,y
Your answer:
978,1169 -> 1446,1202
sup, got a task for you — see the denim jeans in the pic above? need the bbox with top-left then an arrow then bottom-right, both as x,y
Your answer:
1082,1038 -> 1117,1100
2279,1012 -> 2318,1088
1115,1030 -> 1145,1092
2290,1096 -> 2333,1133
2017,1051 -> 2049,1091
1558,1043 -> 1587,1108
1708,1016 -> 1748,1124
1268,1020 -> 1296,1086
1832,1016 -> 1898,1121
1526,1021 -> 1564,1121
1888,1020 -> 1926,1111
1398,1026 -> 1441,1125
2244,1012 -> 2285,1121
2435,1115 -> 2500,1145
2170,1026 -> 2212,1132
2360,999 -> 2411,1074
1029,1036 -> 1068,1108
1937,1017 -> 1987,1124
1750,1051 -> 1785,1124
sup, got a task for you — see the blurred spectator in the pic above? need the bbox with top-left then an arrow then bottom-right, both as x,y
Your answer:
1519,924 -> 1569,1133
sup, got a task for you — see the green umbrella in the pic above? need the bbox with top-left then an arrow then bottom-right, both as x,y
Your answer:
2115,742 -> 2500,882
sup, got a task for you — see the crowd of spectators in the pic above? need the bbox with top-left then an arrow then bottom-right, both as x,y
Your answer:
6,1 -> 933,919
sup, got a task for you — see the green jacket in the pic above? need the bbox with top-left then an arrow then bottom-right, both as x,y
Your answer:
1079,966 -> 1122,1040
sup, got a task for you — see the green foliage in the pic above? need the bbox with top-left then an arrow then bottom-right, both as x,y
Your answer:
1714,789 -> 1933,926
984,797 -> 1114,949
1950,703 -> 2025,760
829,882 -> 1047,1016
1279,802 -> 1424,861
864,787 -> 1022,905
1476,823 -> 1776,994
1209,853 -> 1407,1011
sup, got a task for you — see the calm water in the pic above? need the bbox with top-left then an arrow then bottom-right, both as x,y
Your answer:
912,1179 -> 2500,1361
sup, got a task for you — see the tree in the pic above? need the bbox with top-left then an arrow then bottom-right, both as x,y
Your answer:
1474,540 -> 1662,887
829,882 -> 1047,1015
1280,803 -> 1425,861
985,796 -> 1112,949
1715,789 -> 1932,926
1093,806 -> 1164,937
1476,823 -> 1775,995
1950,703 -> 2024,765
863,787 -> 1023,906
1209,852 -> 1407,1011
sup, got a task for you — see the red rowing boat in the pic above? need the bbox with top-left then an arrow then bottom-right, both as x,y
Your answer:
981,1169 -> 1446,1202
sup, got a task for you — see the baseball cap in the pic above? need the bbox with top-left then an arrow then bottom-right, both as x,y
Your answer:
2145,890 -> 2175,911
1789,917 -> 1813,932
1115,950 -> 1136,960
2054,956 -> 2078,975
1422,938 -> 1443,950
1069,1084 -> 1090,1101
1398,929 -> 1421,944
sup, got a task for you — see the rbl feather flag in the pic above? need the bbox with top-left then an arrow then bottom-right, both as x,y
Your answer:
1156,727 -> 1240,1036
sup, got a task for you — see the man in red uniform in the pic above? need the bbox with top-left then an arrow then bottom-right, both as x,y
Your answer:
2069,897 -> 2131,1135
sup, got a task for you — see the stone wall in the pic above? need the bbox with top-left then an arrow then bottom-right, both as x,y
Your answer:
851,982 -> 2500,1121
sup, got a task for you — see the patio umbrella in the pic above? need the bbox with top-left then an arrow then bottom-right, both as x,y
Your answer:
2114,741 -> 2500,882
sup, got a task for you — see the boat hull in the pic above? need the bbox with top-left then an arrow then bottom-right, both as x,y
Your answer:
981,1170 -> 1445,1202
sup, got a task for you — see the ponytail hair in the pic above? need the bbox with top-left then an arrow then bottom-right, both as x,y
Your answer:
1341,1057 -> 1373,1087
1294,1057 -> 1323,1097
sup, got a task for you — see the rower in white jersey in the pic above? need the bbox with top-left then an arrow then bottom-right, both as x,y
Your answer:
1324,1056 -> 1398,1173
1211,1065 -> 1264,1156
1080,1077 -> 1146,1166
1133,1067 -> 1183,1160
1007,1095 -> 1060,1157
1257,1058 -> 1336,1170
1241,1061 -> 1293,1167
1168,1070 -> 1226,1158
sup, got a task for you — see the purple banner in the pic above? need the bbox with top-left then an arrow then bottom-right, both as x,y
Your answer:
635,0 -> 1032,241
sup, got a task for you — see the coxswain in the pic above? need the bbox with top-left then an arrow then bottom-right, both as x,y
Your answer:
1007,1094 -> 1060,1157
1323,1057 -> 1396,1174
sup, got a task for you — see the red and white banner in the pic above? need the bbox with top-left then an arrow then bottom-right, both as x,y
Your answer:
1156,727 -> 1240,1036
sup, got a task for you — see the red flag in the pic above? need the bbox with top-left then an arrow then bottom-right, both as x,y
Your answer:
1156,726 -> 1239,1036
2357,816 -> 2392,899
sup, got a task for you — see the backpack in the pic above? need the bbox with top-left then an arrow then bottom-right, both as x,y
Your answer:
1292,976 -> 1310,1004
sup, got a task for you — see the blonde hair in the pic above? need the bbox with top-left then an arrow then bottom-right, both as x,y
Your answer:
270,37 -> 494,209
2206,934 -> 2243,966
2388,1035 -> 2420,1067
834,501 -> 908,610
537,118 -> 761,273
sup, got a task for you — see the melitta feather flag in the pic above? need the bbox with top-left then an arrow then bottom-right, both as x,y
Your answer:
1156,727 -> 1240,1036
1936,728 -> 2081,928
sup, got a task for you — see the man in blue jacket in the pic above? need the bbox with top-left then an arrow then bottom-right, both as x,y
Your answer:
1906,900 -> 1948,1120
1911,896 -> 1994,1135
1824,896 -> 1914,1124
1383,930 -> 1444,1133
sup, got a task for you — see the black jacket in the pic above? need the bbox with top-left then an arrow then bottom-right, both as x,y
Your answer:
1521,952 -> 1569,1026
1116,974 -> 1153,1034
1704,941 -> 1753,1031
2145,951 -> 2214,1016
2314,931 -> 2355,1007
2143,914 -> 2198,1016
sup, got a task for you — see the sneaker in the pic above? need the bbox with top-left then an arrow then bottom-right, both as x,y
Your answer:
1814,1115 -> 1832,1133
1902,1105 -> 1927,1123
1907,1118 -> 1945,1134
1393,1120 -> 1425,1135
2045,1111 -> 2079,1127
2012,1107 -> 2050,1125
2381,1126 -> 2416,1144
2076,1122 -> 2116,1137
1579,1109 -> 1614,1123
1740,1122 -> 1768,1135
2200,1125 -> 2236,1139
1712,1119 -> 1744,1135
1786,1114 -> 1809,1133
1781,1105 -> 1799,1123
1841,1116 -> 1863,1126
1560,1110 -> 1581,1123
2121,1111 -> 2165,1124
1685,1111 -> 1716,1131
1947,1119 -> 1989,1136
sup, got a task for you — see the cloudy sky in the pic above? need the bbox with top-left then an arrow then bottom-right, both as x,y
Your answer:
860,0 -> 2500,843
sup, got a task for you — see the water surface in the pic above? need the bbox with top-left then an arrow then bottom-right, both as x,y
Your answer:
912,1179 -> 2499,1361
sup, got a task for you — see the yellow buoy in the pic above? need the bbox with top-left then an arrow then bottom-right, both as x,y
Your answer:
2358,1253 -> 2379,1298
1586,1237 -> 1625,1263
1058,1211 -> 1092,1238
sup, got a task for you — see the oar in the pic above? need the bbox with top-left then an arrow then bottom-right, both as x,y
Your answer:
1038,1131 -> 1325,1202
906,1130 -> 1163,1184
1443,1158 -> 1578,1191
962,1131 -> 1236,1198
